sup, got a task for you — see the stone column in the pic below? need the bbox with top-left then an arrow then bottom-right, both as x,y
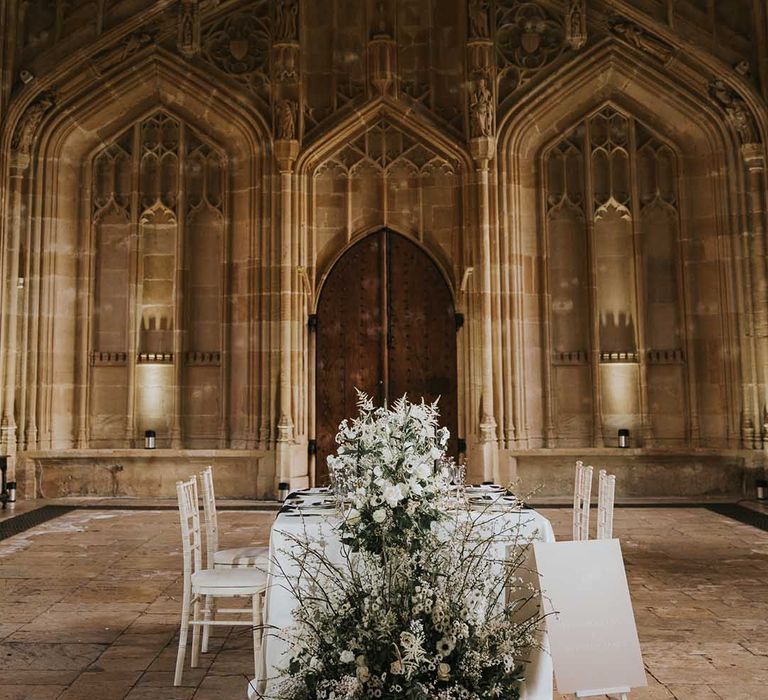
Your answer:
272,0 -> 303,489
742,143 -> 768,446
276,139 -> 299,484
0,161 -> 26,470
471,137 -> 499,483
467,3 -> 499,481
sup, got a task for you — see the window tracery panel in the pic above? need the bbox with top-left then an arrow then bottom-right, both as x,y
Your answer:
544,106 -> 687,446
89,111 -> 227,447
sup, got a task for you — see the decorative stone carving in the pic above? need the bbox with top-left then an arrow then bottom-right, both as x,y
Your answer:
274,0 -> 298,42
709,79 -> 758,144
468,0 -> 490,39
469,79 -> 494,138
320,120 -> 456,174
610,20 -> 673,64
201,7 -> 270,100
495,1 -> 565,102
274,44 -> 298,81
92,30 -> 155,76
11,89 -> 56,157
275,99 -> 297,140
734,60 -> 750,77
565,0 -> 587,50
177,0 -> 201,58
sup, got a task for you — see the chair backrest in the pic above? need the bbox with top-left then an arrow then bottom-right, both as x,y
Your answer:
572,460 -> 593,541
596,469 -> 616,540
199,466 -> 219,568
176,477 -> 203,585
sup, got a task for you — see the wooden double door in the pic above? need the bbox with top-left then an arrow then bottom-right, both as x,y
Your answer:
315,230 -> 458,483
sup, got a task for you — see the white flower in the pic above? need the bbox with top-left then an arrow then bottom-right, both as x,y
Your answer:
382,483 -> 405,507
409,479 -> 423,497
390,659 -> 403,675
437,661 -> 451,680
414,462 -> 432,480
372,508 -> 387,523
430,446 -> 443,460
340,649 -> 355,663
346,508 -> 361,525
436,635 -> 455,657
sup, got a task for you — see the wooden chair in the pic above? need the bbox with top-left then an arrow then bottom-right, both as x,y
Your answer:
596,469 -> 616,540
174,477 -> 267,686
572,460 -> 593,541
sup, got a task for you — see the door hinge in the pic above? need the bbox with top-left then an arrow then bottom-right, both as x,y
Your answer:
308,314 -> 318,332
308,439 -> 317,456
455,313 -> 464,331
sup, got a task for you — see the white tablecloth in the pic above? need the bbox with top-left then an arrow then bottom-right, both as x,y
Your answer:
250,499 -> 555,699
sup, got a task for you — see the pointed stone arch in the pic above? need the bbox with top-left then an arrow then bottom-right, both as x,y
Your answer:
495,43 -> 756,458
1,50 -> 275,463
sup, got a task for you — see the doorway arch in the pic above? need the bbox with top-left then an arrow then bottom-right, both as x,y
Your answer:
314,229 -> 459,483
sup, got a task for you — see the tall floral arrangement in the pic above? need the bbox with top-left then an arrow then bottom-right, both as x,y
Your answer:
274,394 -> 542,700
327,393 -> 451,554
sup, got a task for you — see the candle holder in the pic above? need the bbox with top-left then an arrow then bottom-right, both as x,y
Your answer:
618,429 -> 630,448
144,430 -> 156,449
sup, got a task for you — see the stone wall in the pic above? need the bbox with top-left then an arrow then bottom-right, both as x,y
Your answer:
0,0 -> 766,499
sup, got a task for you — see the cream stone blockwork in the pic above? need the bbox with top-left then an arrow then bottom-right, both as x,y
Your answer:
0,0 -> 766,498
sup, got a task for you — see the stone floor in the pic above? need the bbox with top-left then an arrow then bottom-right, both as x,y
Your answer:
1,506 -> 767,700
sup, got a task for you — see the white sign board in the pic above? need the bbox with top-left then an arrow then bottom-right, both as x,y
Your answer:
533,539 -> 647,695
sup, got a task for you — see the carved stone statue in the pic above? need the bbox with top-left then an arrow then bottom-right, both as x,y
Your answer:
566,0 -> 587,50
611,21 -> 672,63
275,99 -> 296,140
93,30 -> 154,75
177,0 -> 200,58
470,79 -> 494,138
11,90 -> 56,155
468,0 -> 490,39
727,103 -> 757,143
274,0 -> 298,42
709,78 -> 758,143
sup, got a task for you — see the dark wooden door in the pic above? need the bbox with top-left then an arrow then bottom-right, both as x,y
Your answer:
315,230 -> 458,484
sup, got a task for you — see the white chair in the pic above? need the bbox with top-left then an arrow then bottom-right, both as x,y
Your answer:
174,477 -> 267,686
572,460 -> 593,541
596,469 -> 616,540
199,466 -> 270,569
198,466 -> 270,654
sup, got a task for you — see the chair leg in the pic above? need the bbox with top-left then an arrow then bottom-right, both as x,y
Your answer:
201,595 -> 213,653
252,593 -> 263,684
190,597 -> 202,668
174,591 -> 191,686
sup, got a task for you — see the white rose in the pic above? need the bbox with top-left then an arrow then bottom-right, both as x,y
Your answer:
414,462 -> 432,480
372,508 -> 387,523
382,483 -> 405,507
430,446 -> 443,460
340,650 -> 355,664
